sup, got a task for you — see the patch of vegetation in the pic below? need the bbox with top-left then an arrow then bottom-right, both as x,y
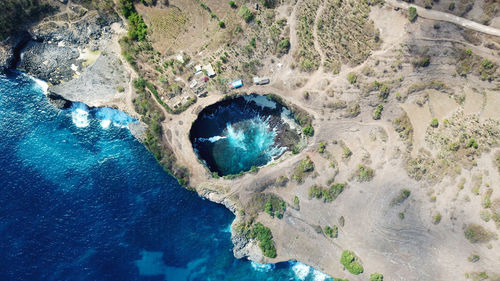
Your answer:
229,1 -> 236,8
324,225 -> 338,238
355,164 -> 374,182
464,224 -> 495,243
412,55 -> 430,67
302,125 -> 314,136
132,78 -> 190,186
293,195 -> 300,209
393,113 -> 413,145
294,0 -> 321,71
248,222 -> 277,258
309,183 -> 345,202
348,73 -> 358,84
430,118 -> 439,128
342,143 -> 353,159
340,250 -> 364,275
318,142 -> 326,154
264,195 -> 287,219
293,156 -> 315,183
468,254 -> 480,263
407,80 -> 447,95
408,6 -> 418,22
391,189 -> 411,206
120,0 -> 148,41
317,0 -> 381,73
432,212 -> 442,224
372,104 -> 383,120
239,5 -> 254,22
370,273 -> 384,281
455,48 -> 499,81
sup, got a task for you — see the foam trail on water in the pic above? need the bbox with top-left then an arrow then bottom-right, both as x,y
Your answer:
70,102 -> 90,128
198,136 -> 227,143
250,261 -> 275,272
291,261 -> 311,281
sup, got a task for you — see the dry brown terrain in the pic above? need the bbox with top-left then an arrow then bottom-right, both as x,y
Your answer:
24,0 -> 500,280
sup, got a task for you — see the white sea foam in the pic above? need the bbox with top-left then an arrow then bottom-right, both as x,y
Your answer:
71,103 -> 90,128
31,76 -> 49,94
250,261 -> 275,272
312,268 -> 330,281
226,123 -> 247,150
244,95 -> 277,109
95,107 -> 135,128
100,119 -> 111,129
291,262 -> 311,281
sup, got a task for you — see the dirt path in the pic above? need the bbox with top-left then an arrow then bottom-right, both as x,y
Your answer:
288,0 -> 302,57
312,2 -> 326,72
385,0 -> 500,37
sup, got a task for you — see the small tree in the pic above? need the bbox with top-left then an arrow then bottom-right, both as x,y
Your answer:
302,125 -> 314,136
218,21 -> 225,28
229,0 -> 236,8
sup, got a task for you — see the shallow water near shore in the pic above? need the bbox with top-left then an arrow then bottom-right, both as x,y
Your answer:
0,72 -> 333,281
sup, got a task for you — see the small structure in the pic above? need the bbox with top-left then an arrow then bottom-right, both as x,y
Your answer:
194,65 -> 202,73
230,79 -> 243,89
252,77 -> 270,85
202,64 -> 216,77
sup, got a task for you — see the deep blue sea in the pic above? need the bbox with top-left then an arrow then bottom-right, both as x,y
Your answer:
0,72 -> 332,281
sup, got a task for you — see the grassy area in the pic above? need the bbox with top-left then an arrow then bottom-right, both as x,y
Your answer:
455,48 -> 499,81
340,250 -> 364,275
293,156 -> 315,183
309,183 -> 345,202
294,0 -> 321,72
317,0 -> 381,73
246,193 -> 287,219
464,224 -> 495,243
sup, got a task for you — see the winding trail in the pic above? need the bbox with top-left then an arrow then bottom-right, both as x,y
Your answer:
385,0 -> 500,37
312,2 -> 326,72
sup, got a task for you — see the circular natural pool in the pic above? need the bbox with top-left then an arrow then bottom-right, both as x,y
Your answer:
190,94 -> 301,176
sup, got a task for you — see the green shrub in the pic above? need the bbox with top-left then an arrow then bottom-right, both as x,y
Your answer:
278,39 -> 291,54
468,254 -> 480,263
370,273 -> 384,281
373,104 -> 383,120
391,189 -> 411,206
432,212 -> 442,224
408,7 -> 417,22
248,223 -> 277,258
229,1 -> 236,8
356,165 -> 374,182
309,183 -> 345,202
302,125 -> 314,136
340,250 -> 364,275
218,21 -> 225,28
430,118 -> 438,128
324,225 -> 339,238
464,224 -> 493,243
347,73 -> 357,84
468,138 -> 479,149
239,5 -> 254,22
293,157 -> 314,183
318,142 -> 326,153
